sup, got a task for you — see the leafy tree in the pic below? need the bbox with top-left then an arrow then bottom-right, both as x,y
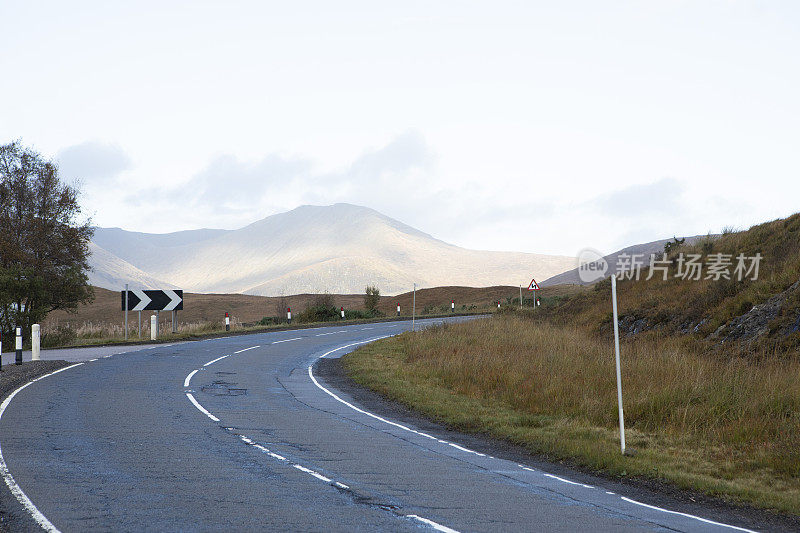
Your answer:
364,285 -> 380,312
0,140 -> 94,338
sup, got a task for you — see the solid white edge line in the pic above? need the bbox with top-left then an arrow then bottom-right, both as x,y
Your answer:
272,337 -> 302,344
184,369 -> 199,387
309,335 -> 756,533
0,363 -> 85,533
406,514 -> 461,533
185,393 -> 220,422
620,497 -> 758,533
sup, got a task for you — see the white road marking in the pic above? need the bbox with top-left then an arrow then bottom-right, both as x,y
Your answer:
308,338 -> 441,444
406,514 -> 460,533
293,464 -> 332,483
0,363 -> 84,533
543,473 -> 594,489
186,393 -> 220,422
309,337 -> 757,533
234,345 -> 260,354
88,358 -> 98,362
335,481 -> 349,489
184,369 -> 199,387
203,355 -> 229,366
620,497 -> 757,533
272,337 -> 302,344
315,332 -> 338,336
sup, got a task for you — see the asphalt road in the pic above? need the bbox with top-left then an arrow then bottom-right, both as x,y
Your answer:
0,318 -> 765,532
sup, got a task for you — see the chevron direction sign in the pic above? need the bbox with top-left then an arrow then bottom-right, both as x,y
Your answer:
121,289 -> 183,311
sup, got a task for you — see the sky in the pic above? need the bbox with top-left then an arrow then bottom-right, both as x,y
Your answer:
1,1 -> 798,257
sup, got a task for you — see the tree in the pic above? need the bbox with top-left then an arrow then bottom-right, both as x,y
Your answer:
364,285 -> 380,312
0,140 -> 94,338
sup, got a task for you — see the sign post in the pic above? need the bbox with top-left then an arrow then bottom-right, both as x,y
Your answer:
124,283 -> 129,340
527,279 -> 541,312
611,274 -> 626,455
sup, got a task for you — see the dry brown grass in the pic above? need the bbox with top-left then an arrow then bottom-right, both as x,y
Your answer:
344,315 -> 800,513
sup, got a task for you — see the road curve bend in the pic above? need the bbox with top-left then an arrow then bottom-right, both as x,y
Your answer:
0,318 -> 765,532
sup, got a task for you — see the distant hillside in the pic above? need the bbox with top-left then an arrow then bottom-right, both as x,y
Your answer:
539,214 -> 800,353
45,285 -> 524,327
541,235 -> 709,287
88,203 -> 575,296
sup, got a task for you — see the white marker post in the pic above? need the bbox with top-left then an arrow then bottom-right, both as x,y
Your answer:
225,312 -> 230,331
340,307 -> 345,319
451,300 -> 455,313
519,285 -> 523,308
611,274 -> 626,455
397,303 -> 400,317
287,307 -> 292,324
150,314 -> 157,341
31,324 -> 40,361
15,327 -> 22,365
497,301 -> 500,309
412,284 -> 416,332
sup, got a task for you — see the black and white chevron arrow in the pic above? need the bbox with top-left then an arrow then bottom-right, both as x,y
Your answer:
121,289 -> 183,311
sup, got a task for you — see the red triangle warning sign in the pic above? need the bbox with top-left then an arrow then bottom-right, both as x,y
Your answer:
527,278 -> 541,291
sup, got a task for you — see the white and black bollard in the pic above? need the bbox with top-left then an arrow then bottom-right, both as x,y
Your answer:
15,327 -> 22,365
451,300 -> 455,313
225,312 -> 230,332
150,315 -> 157,340
287,307 -> 292,324
340,307 -> 345,319
497,301 -> 501,309
397,303 -> 400,317
32,324 -> 40,361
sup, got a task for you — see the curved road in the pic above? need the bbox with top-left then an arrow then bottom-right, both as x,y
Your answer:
0,318 -> 762,532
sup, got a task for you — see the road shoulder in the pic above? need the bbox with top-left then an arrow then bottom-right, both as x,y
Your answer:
315,356 -> 800,533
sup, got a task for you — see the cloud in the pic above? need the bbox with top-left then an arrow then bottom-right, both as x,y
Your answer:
56,141 -> 131,185
591,177 -> 683,217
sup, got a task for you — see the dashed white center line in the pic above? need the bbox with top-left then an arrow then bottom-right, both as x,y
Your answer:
203,355 -> 229,366
184,369 -> 199,387
185,393 -> 219,422
315,332 -> 337,336
272,337 -> 302,344
234,345 -> 260,353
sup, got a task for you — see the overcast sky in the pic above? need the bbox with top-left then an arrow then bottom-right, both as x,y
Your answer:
2,1 -> 798,256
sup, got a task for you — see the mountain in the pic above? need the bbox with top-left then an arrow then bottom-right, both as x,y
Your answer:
540,235 -> 711,287
88,204 -> 575,296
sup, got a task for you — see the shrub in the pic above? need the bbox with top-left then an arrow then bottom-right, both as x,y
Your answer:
41,325 -> 77,348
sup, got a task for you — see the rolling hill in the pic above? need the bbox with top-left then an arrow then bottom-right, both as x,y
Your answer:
89,204 -> 575,296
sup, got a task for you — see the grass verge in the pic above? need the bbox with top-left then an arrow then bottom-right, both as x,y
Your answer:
342,316 -> 800,514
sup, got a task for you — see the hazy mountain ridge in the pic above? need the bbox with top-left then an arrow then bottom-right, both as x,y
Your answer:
89,203 -> 576,295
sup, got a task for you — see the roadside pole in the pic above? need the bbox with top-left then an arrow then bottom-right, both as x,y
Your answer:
150,314 -> 157,340
124,283 -> 129,340
225,312 -> 230,331
31,324 -> 40,361
519,285 -> 522,308
412,283 -> 416,332
138,311 -> 142,339
172,310 -> 177,333
611,274 -> 626,455
15,327 -> 22,365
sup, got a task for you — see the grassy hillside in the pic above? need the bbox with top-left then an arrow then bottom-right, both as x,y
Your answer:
542,213 -> 800,353
343,213 -> 800,514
